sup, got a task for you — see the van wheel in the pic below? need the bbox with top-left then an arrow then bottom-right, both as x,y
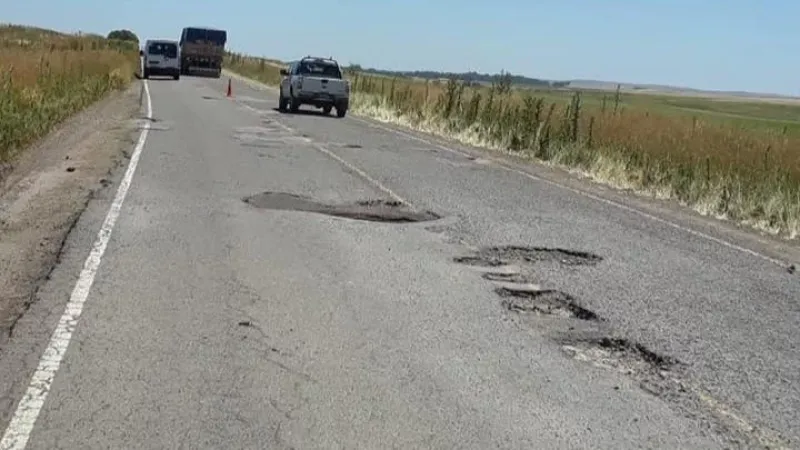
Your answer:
336,106 -> 347,118
322,106 -> 332,115
278,94 -> 288,112
173,74 -> 180,80
143,69 -> 150,79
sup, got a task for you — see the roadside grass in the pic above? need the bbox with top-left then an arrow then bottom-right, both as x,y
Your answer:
224,53 -> 800,240
0,24 -> 139,163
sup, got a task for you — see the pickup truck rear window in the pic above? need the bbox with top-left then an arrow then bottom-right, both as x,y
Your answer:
148,43 -> 178,58
298,62 -> 342,79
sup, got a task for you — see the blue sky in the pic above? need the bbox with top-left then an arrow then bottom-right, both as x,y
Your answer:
4,0 -> 798,95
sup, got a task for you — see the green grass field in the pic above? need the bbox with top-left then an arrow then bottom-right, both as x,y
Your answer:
0,24 -> 138,163
523,87 -> 800,134
225,53 -> 800,239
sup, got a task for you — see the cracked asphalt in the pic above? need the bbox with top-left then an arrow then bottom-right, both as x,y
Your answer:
1,72 -> 799,449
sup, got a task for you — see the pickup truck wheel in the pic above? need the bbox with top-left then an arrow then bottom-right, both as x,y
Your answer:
322,105 -> 332,115
278,95 -> 288,112
335,106 -> 347,118
289,95 -> 300,113
143,69 -> 150,79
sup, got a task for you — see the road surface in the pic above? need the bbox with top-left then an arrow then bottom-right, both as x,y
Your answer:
1,72 -> 799,449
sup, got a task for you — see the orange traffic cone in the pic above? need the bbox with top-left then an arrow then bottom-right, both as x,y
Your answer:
226,78 -> 232,97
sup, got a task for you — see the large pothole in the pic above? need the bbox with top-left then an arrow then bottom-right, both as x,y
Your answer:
495,287 -> 600,321
243,191 -> 441,223
454,245 -> 603,267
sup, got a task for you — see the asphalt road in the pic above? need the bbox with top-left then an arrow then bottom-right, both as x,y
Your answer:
1,72 -> 799,449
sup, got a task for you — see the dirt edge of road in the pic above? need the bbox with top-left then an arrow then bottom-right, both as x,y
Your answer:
0,82 -> 143,349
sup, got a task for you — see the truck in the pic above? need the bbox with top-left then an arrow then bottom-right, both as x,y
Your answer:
278,56 -> 350,118
179,26 -> 227,78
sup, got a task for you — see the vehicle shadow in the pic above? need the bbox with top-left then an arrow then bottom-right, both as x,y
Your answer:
183,73 -> 223,79
271,107 -> 333,117
132,72 -> 178,81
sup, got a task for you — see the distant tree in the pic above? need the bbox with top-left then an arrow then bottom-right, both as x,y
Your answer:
107,29 -> 138,43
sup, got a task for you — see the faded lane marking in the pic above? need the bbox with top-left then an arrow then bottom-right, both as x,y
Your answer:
236,102 -> 410,208
0,79 -> 154,450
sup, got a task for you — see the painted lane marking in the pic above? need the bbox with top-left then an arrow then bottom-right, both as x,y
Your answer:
0,79 -> 153,449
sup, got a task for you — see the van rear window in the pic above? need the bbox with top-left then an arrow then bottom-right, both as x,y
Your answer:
148,43 -> 178,58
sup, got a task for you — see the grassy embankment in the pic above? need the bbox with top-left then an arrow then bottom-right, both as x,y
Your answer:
228,53 -> 800,240
0,24 -> 139,163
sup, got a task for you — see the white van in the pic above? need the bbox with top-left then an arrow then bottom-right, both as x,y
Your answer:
140,40 -> 181,80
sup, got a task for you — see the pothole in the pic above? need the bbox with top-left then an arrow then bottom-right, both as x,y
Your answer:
560,336 -> 679,377
453,256 -> 506,267
455,245 -> 603,267
243,191 -> 441,223
482,272 -> 534,283
496,287 -> 599,321
487,246 -> 603,266
356,199 -> 404,207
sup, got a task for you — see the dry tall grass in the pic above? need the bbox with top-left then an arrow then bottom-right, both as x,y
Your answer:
0,25 -> 138,162
227,53 -> 800,239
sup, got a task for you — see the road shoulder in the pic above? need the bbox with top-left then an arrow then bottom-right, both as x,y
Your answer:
0,82 -> 144,348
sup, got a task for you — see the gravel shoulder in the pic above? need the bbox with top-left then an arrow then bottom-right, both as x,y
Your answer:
0,82 -> 143,348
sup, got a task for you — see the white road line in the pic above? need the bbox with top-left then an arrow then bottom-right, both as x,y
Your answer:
351,116 -> 790,269
0,79 -> 153,450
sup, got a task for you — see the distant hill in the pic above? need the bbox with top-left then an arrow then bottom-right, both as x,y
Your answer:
340,64 -> 797,100
345,65 -> 570,89
562,79 -> 800,101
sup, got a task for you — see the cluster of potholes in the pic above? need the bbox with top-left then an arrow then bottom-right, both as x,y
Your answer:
452,245 -> 685,397
454,246 -> 605,321
241,191 -> 762,444
243,193 -> 680,378
244,193 -> 688,407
